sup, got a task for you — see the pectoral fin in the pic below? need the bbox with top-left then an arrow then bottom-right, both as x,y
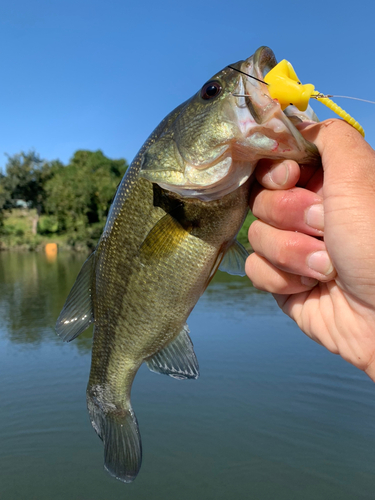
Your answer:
55,252 -> 95,341
140,213 -> 191,260
219,240 -> 249,277
146,324 -> 199,379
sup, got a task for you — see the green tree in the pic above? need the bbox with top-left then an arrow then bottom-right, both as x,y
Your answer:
2,151 -> 59,213
44,150 -> 127,247
0,173 -> 10,209
0,173 -> 10,230
1,151 -> 62,234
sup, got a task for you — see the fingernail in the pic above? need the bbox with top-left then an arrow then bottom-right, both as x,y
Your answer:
305,204 -> 324,231
301,276 -> 319,287
269,162 -> 289,186
307,251 -> 334,276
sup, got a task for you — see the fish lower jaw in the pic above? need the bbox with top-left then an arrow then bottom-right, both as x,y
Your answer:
184,156 -> 232,186
234,125 -> 306,160
239,133 -> 279,152
157,159 -> 254,201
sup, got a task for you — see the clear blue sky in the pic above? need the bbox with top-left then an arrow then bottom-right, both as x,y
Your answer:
1,0 -> 373,169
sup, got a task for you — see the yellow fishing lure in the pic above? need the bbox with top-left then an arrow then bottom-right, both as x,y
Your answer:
264,59 -> 365,137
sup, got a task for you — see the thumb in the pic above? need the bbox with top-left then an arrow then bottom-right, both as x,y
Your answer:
301,119 -> 375,303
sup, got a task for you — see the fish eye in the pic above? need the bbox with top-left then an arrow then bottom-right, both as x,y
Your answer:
200,81 -> 222,100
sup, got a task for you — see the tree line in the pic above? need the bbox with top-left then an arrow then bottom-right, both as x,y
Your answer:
0,150 -> 128,248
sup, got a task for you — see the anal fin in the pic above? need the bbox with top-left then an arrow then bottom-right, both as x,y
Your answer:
146,324 -> 199,379
55,252 -> 95,342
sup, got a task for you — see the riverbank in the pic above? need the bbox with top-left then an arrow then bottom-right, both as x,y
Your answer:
0,209 -> 90,252
0,208 -> 256,252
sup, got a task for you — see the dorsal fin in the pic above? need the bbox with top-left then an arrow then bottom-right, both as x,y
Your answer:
55,252 -> 95,342
146,324 -> 199,380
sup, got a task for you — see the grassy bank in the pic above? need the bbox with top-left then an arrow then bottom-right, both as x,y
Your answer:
0,208 -> 255,252
0,209 -> 85,252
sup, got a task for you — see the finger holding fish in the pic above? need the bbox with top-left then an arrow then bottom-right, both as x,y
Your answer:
249,144 -> 327,293
255,156 -> 323,192
250,184 -> 324,236
245,253 -> 319,294
248,220 -> 336,284
255,158 -> 300,190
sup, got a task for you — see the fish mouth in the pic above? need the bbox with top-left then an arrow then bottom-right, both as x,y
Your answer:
236,46 -> 282,128
231,50 -> 291,152
232,47 -> 319,163
251,46 -> 278,80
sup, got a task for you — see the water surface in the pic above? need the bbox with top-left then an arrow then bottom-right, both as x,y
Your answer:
0,252 -> 374,500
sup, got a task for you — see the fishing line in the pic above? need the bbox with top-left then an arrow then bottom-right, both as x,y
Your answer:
227,66 -> 269,85
229,60 -> 370,136
312,94 -> 375,104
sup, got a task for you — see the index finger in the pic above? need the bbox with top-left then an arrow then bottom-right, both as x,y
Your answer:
299,119 -> 375,191
300,119 -> 375,303
255,158 -> 301,190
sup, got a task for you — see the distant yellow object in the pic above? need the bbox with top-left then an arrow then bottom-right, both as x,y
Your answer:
264,59 -> 365,137
45,243 -> 58,262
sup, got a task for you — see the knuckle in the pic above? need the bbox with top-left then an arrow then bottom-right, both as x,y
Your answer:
323,118 -> 359,143
248,219 -> 262,242
269,191 -> 294,225
273,237 -> 299,269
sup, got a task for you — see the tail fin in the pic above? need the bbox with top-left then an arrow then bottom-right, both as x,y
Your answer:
87,389 -> 142,483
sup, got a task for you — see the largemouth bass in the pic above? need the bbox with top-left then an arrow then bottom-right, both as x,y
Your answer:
56,46 -> 320,483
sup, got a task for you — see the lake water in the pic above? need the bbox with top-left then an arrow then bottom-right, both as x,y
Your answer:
0,251 -> 375,499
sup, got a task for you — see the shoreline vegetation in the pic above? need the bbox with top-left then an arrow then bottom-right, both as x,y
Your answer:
0,208 -> 89,252
0,150 -> 255,253
0,150 -> 128,252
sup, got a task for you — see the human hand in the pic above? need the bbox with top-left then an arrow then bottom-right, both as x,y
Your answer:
246,119 -> 375,380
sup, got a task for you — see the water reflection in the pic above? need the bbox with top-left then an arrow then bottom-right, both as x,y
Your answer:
0,252 -> 93,350
0,251 -> 271,351
45,243 -> 58,263
1,252 -> 375,499
204,270 -> 279,314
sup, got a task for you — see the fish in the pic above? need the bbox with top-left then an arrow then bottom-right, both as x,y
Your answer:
55,46 -> 320,483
